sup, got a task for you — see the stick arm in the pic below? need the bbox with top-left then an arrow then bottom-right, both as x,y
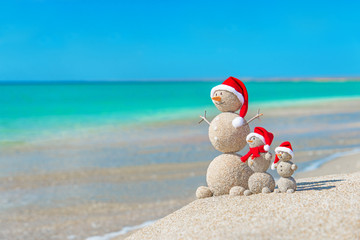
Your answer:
199,110 -> 211,125
247,109 -> 263,124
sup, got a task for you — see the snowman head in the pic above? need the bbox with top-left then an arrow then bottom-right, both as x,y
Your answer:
210,77 -> 248,118
245,127 -> 274,150
211,90 -> 242,112
274,142 -> 294,164
275,151 -> 292,162
246,135 -> 265,148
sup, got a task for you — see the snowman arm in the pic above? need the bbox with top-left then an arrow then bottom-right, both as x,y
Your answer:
265,152 -> 272,161
199,111 -> 211,125
291,164 -> 298,171
247,109 -> 263,124
271,163 -> 278,170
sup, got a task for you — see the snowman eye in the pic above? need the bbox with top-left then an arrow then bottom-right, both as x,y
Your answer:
220,92 -> 223,95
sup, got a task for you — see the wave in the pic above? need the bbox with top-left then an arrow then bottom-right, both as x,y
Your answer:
298,148 -> 360,173
85,219 -> 157,240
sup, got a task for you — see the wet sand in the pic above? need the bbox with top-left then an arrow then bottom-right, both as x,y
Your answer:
1,198 -> 193,240
297,152 -> 360,178
1,98 -> 360,240
125,172 -> 360,240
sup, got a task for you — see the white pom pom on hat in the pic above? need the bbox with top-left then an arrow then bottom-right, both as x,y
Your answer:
264,144 -> 270,151
232,117 -> 244,128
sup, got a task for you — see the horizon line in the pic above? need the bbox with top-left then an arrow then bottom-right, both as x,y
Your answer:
0,76 -> 359,84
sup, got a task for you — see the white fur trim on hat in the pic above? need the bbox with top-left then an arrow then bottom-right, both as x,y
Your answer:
210,84 -> 244,104
246,132 -> 265,144
232,117 -> 244,128
275,146 -> 294,158
264,144 -> 270,151
271,163 -> 277,170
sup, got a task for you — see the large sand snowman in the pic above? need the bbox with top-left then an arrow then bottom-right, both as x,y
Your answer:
196,77 -> 261,198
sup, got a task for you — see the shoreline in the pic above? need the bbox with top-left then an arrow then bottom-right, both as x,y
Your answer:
3,147 -> 359,192
297,151 -> 360,178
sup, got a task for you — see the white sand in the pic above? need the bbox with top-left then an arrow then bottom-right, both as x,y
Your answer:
125,172 -> 360,240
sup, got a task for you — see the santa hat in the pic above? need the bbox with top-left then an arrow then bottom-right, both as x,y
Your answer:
246,127 -> 274,151
271,141 -> 294,170
210,76 -> 248,128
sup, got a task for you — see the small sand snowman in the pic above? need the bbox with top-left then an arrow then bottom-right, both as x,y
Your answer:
241,127 -> 276,196
272,141 -> 297,193
196,77 -> 261,198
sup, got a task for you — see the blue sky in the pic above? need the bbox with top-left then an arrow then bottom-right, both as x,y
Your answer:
0,0 -> 359,81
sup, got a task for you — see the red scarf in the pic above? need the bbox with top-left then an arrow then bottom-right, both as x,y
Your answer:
240,145 -> 267,162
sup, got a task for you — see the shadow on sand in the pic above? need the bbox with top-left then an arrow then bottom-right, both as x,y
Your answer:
296,179 -> 344,191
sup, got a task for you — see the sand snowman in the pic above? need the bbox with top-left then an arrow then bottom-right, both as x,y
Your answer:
272,141 -> 298,193
241,127 -> 276,196
196,77 -> 261,198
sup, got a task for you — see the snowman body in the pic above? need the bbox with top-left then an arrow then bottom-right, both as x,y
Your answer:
247,152 -> 271,173
276,160 -> 297,193
273,145 -> 297,194
248,172 -> 275,194
198,114 -> 252,198
206,153 -> 253,196
208,112 -> 250,153
246,152 -> 275,194
277,176 -> 296,193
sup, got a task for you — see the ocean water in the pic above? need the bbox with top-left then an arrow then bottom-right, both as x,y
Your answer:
1,81 -> 360,240
1,81 -> 360,144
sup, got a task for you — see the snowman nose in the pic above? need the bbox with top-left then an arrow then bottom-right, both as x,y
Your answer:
276,153 -> 281,157
212,96 -> 221,101
247,140 -> 253,143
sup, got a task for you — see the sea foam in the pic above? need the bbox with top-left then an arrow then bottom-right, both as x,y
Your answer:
86,219 -> 157,240
299,148 -> 360,173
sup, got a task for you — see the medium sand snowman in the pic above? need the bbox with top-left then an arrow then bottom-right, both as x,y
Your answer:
241,127 -> 276,196
196,77 -> 261,198
272,141 -> 298,193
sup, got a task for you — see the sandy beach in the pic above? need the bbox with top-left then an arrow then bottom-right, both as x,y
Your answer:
1,97 -> 360,240
125,171 -> 360,240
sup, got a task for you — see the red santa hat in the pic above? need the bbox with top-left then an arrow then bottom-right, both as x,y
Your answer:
271,141 -> 294,170
246,127 -> 274,151
210,76 -> 248,128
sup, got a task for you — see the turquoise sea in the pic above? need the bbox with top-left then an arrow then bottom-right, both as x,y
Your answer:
1,81 -> 360,145
1,80 -> 360,240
